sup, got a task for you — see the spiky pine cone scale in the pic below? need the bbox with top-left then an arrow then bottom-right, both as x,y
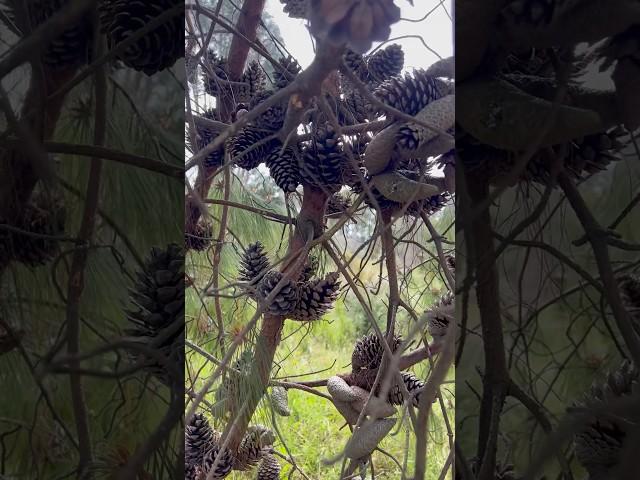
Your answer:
202,51 -> 229,96
257,454 -> 281,480
241,60 -> 267,101
257,270 -> 300,316
185,413 -> 214,464
27,0 -> 91,67
238,242 -> 271,284
189,108 -> 225,169
367,44 -> 404,84
388,371 -> 425,406
229,126 -> 279,170
250,90 -> 287,131
234,425 -> 275,471
300,124 -> 351,188
200,444 -> 233,479
374,70 -> 451,116
343,49 -> 370,83
351,332 -> 402,371
185,222 -> 213,252
572,360 -> 639,478
265,146 -> 302,193
290,272 -> 341,321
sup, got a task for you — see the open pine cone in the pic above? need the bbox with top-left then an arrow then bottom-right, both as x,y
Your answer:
100,0 -> 183,76
308,0 -> 401,53
124,243 -> 184,386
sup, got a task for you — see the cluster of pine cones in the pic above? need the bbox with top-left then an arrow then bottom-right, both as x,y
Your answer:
191,42 -> 454,222
185,413 -> 280,480
238,242 -> 341,321
571,360 -> 639,480
10,0 -> 183,75
457,28 -> 630,185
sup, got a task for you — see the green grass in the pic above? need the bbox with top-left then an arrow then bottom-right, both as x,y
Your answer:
185,200 -> 455,479
186,288 -> 454,479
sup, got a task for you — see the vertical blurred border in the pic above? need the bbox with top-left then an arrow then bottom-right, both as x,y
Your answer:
456,1 -> 640,479
0,1 -> 185,478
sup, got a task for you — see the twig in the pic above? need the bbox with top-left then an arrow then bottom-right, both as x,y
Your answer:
65,28 -> 107,479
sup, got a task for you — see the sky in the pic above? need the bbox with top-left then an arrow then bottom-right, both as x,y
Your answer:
264,0 -> 453,70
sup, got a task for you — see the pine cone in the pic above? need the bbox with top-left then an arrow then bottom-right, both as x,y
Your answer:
353,171 -> 449,217
193,109 -> 225,169
396,95 -> 455,152
345,417 -> 396,459
309,0 -> 401,53
458,124 -> 625,186
250,90 -> 288,131
373,70 -> 451,116
238,242 -> 271,285
280,0 -> 309,19
565,128 -> 625,179
202,50 -> 230,96
0,197 -> 65,268
502,0 -> 557,27
343,49 -> 370,83
388,371 -> 425,406
185,413 -> 215,465
290,272 -> 341,321
422,192 -> 450,216
300,255 -> 319,282
185,222 -> 213,252
100,0 -> 183,76
351,332 -> 402,371
367,44 -> 404,84
273,55 -> 302,89
257,270 -> 300,316
25,0 -> 91,67
341,90 -> 370,125
271,386 -> 291,416
257,453 -> 281,480
426,291 -> 454,345
124,243 -> 184,386
200,443 -> 234,480
185,461 -> 197,480
300,123 -> 351,188
265,145 -> 302,193
229,126 -> 280,170
234,425 -> 275,471
573,360 -> 639,479
237,60 -> 267,103
445,254 -> 455,277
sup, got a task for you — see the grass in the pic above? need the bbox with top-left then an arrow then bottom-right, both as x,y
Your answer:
185,199 -> 455,479
186,287 -> 454,479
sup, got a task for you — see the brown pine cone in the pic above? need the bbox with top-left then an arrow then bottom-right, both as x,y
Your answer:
309,0 -> 401,53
